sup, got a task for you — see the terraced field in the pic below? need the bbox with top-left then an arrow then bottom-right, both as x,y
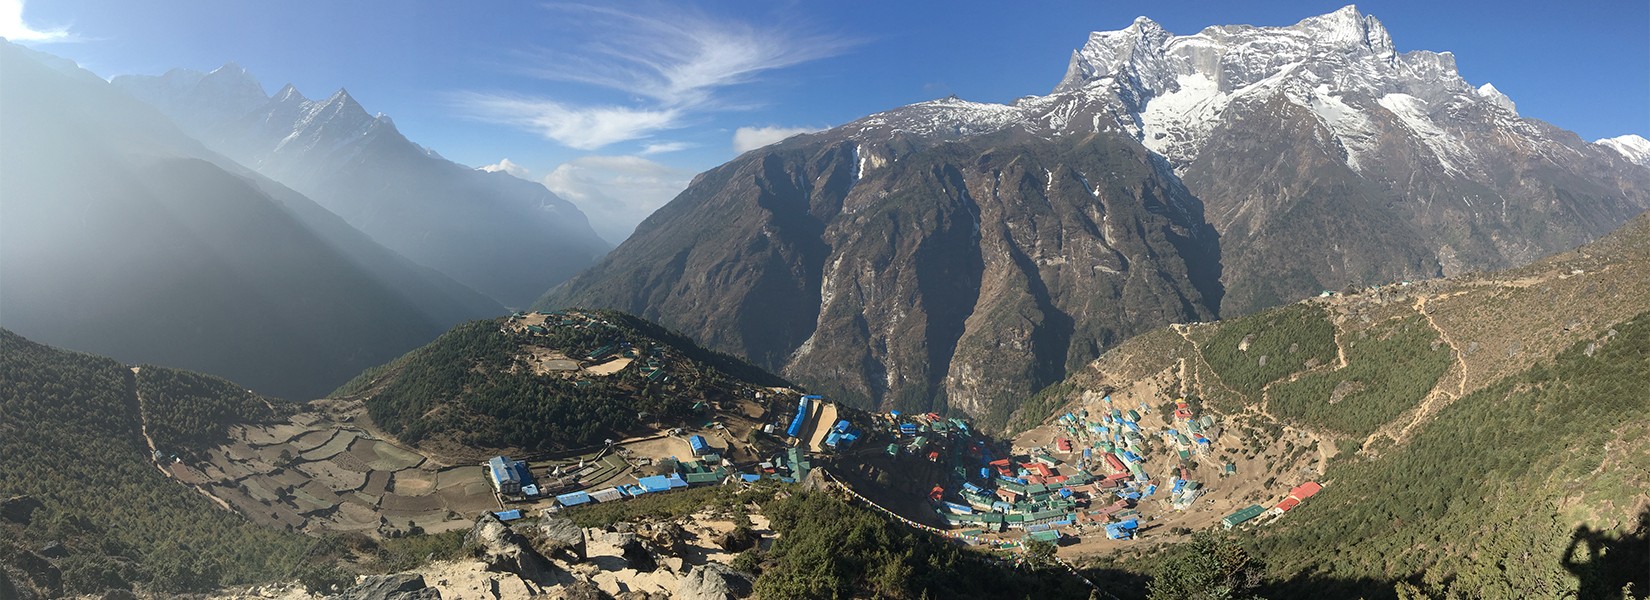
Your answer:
178,400 -> 494,536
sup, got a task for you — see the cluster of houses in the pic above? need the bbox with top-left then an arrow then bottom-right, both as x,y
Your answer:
486,399 -> 837,514
481,381 -> 1321,551
885,411 -> 972,461
487,445 -> 744,511
919,391 -> 1325,546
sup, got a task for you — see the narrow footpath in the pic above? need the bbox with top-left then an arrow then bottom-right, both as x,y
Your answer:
130,366 -> 236,513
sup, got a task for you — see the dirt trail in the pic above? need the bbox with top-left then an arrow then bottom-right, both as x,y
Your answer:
131,367 -> 169,477
1382,293 -> 1472,445
130,366 -> 235,513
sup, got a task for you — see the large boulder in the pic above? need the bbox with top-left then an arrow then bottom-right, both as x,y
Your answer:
551,580 -> 612,600
636,522 -> 688,559
585,529 -> 655,573
674,563 -> 753,600
336,574 -> 440,600
467,514 -> 560,584
713,527 -> 758,553
532,517 -> 587,563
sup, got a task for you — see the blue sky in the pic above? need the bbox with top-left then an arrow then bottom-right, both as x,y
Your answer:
9,0 -> 1648,242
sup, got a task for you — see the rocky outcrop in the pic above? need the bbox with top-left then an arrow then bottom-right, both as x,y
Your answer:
467,514 -> 560,584
531,517 -> 587,563
713,528 -> 757,553
674,563 -> 753,600
551,581 -> 612,600
585,530 -> 657,573
337,574 -> 441,600
634,522 -> 688,560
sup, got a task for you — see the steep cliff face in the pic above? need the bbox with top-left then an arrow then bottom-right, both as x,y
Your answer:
543,122 -> 1220,417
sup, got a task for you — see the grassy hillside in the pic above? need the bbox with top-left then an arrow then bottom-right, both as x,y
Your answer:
336,309 -> 791,454
0,330 -> 311,595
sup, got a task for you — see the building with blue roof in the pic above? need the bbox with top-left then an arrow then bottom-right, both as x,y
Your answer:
637,475 -> 672,493
556,491 -> 592,507
488,456 -> 523,495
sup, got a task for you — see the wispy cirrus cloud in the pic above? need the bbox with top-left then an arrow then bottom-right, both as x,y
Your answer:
2,0 -> 73,43
461,94 -> 680,150
459,3 -> 851,150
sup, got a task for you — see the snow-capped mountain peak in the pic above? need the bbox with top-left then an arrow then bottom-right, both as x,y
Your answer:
768,4 -> 1634,202
1291,4 -> 1395,58
1028,5 -> 1539,170
317,88 -> 368,119
1473,83 -> 1518,114
114,61 -> 269,126
272,83 -> 307,104
1598,134 -> 1650,167
267,87 -> 396,158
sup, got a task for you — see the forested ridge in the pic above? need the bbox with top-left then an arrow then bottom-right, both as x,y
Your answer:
339,310 -> 790,453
